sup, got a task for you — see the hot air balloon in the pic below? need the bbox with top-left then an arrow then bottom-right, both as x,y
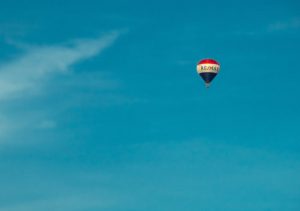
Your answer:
196,58 -> 220,88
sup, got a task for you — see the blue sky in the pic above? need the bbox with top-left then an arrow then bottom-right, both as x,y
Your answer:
0,0 -> 300,210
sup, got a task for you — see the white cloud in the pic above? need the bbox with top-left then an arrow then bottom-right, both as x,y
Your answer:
0,32 -> 121,140
268,18 -> 300,31
0,194 -> 117,211
0,31 -> 120,101
38,120 -> 57,129
0,114 -> 17,138
233,17 -> 300,36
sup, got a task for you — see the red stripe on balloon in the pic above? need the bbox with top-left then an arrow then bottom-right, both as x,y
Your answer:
198,59 -> 219,65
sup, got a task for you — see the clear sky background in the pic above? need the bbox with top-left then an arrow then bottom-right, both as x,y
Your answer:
0,0 -> 299,210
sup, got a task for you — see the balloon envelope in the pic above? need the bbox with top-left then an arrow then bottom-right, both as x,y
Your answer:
196,59 -> 220,87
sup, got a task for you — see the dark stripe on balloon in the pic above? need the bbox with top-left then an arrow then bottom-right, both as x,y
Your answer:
199,72 -> 217,83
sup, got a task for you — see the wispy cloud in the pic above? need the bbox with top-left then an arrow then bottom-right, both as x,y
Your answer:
268,18 -> 300,31
0,22 -> 36,39
0,32 -> 121,140
38,120 -> 57,129
0,32 -> 120,101
234,17 -> 300,36
0,194 -> 118,211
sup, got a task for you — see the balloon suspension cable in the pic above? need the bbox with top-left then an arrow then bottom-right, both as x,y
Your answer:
205,82 -> 210,88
